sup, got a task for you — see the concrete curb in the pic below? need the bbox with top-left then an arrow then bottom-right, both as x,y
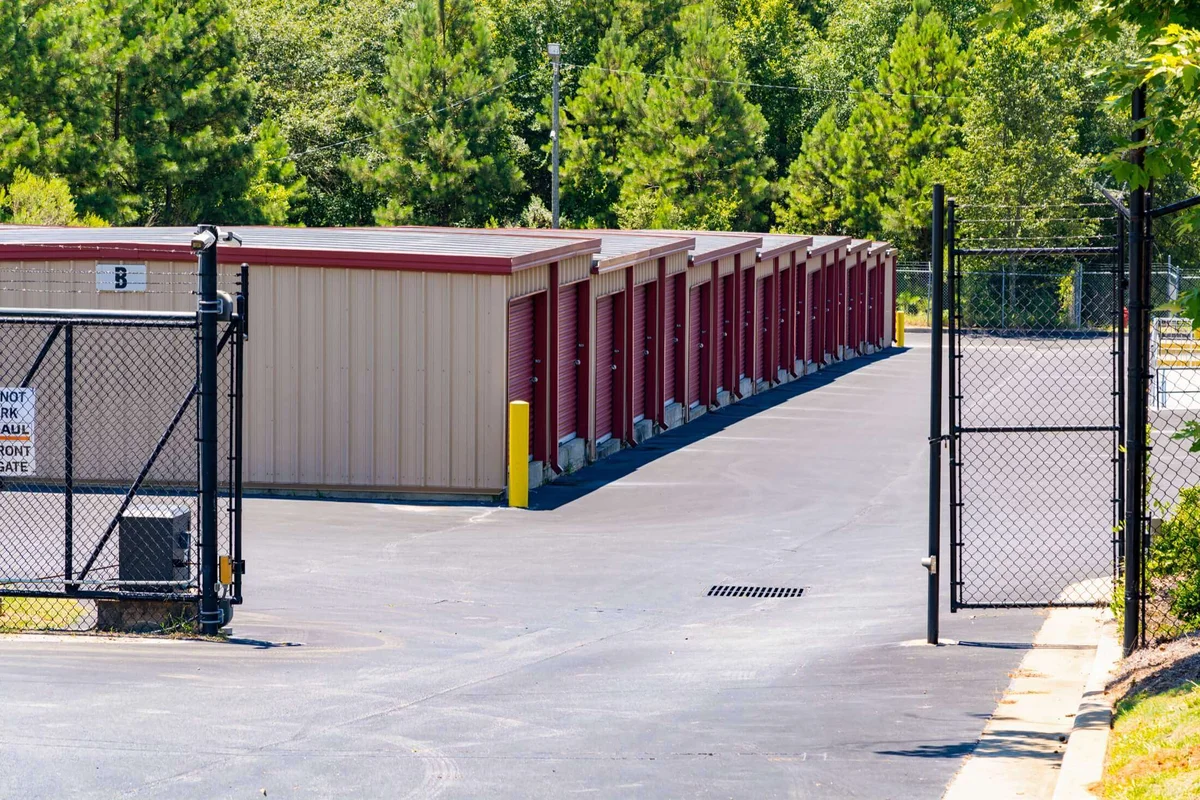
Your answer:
1052,619 -> 1121,800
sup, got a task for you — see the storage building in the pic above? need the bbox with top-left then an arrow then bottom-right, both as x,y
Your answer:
0,225 -> 897,500
0,226 -> 601,498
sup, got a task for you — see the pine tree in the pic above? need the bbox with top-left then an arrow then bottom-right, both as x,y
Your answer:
350,0 -> 525,227
615,3 -> 773,231
0,1 -> 106,186
865,5 -> 968,252
774,4 -> 967,254
243,119 -> 308,225
773,106 -> 851,235
559,24 -> 645,228
106,0 -> 257,225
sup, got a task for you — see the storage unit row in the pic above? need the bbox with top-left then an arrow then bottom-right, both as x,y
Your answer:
0,226 -> 895,498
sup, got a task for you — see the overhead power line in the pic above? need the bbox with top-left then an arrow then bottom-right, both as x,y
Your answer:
562,61 -> 952,101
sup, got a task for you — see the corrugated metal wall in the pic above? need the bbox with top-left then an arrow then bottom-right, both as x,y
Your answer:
0,242 -> 894,495
3,259 -> 512,493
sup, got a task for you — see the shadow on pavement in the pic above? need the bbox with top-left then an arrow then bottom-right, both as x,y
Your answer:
533,348 -> 908,511
955,640 -> 1095,651
877,728 -> 1066,760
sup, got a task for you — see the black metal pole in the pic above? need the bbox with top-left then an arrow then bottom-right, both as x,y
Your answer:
64,324 -> 74,591
947,198 -> 958,614
232,264 -> 247,603
1123,86 -> 1146,656
1116,215 -> 1126,566
197,225 -> 221,635
927,184 -> 945,645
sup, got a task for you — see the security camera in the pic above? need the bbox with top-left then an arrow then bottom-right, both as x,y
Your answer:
191,229 -> 217,251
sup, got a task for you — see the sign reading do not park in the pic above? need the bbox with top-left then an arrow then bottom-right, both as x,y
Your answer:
0,388 -> 36,476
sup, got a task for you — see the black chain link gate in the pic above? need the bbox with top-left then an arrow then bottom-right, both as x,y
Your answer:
0,274 -> 245,632
948,199 -> 1125,609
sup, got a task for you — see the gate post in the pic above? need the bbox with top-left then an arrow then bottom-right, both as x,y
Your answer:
926,184 -> 945,645
946,198 -> 957,614
194,224 -> 222,635
1123,86 -> 1147,656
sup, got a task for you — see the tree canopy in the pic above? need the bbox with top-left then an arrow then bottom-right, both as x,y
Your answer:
0,0 -> 1194,260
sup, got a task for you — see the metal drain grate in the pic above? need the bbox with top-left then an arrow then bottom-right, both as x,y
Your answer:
707,585 -> 804,598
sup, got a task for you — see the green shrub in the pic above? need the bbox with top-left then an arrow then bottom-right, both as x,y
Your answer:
1149,486 -> 1200,626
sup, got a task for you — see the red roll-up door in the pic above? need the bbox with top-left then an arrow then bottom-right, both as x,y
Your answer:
688,285 -> 701,407
557,284 -> 579,441
632,285 -> 646,421
508,297 -> 535,451
663,271 -> 676,405
778,274 -> 788,373
872,267 -> 881,344
742,270 -> 753,379
715,275 -> 726,392
796,267 -> 807,368
824,265 -> 835,360
809,271 -> 821,363
595,295 -> 614,441
756,278 -> 767,380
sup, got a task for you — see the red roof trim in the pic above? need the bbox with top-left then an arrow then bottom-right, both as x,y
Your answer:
689,241 -> 761,267
757,236 -> 813,261
0,241 -> 599,275
807,236 -> 851,257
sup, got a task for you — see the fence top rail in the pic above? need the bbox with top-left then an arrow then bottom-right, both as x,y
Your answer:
953,246 -> 1119,257
0,307 -> 197,326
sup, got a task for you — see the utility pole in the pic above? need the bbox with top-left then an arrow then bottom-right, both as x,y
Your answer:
548,42 -> 561,229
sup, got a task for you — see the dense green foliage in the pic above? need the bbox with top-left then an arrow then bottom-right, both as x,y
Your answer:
0,0 -> 1195,258
1147,486 -> 1200,630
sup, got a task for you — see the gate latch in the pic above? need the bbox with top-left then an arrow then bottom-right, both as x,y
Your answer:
921,555 -> 937,575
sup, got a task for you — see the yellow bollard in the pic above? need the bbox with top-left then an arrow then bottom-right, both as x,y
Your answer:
896,311 -> 906,348
508,401 -> 529,508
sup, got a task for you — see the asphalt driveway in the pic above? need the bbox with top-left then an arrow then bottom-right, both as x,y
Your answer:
0,335 -> 1048,799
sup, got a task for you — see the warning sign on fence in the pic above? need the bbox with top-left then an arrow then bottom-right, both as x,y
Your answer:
0,388 -> 36,475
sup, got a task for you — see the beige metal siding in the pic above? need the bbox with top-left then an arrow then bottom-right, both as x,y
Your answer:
0,258 -> 509,494
508,264 -> 549,300
593,269 -> 625,298
687,264 -> 710,289
634,260 -> 657,286
665,252 -> 688,277
558,254 -> 592,287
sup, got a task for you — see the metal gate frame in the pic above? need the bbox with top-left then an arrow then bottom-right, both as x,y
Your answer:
0,230 -> 246,634
945,197 -> 1125,612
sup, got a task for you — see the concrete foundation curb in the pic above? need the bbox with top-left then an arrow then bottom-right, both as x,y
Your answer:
942,608 -> 1108,800
1052,619 -> 1121,800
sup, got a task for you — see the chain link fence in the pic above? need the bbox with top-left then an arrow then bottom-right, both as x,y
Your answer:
900,261 -> 1199,329
1144,315 -> 1200,643
948,213 -> 1123,609
0,262 -> 245,634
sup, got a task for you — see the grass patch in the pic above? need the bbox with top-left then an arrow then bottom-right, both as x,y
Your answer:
1101,682 -> 1200,799
0,596 -> 90,631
